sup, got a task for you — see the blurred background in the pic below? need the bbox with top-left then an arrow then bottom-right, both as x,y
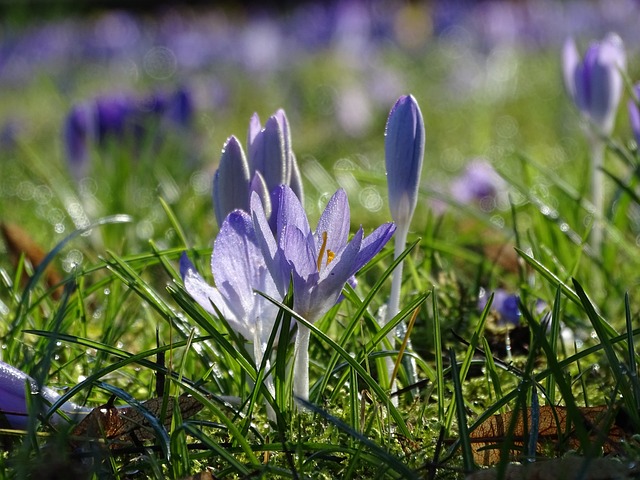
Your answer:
1,0 -> 639,259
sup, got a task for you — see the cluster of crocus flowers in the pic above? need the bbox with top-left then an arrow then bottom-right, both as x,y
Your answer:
212,109 -> 304,227
562,33 -> 626,255
183,185 -> 395,403
63,86 -> 193,174
183,104 -> 401,404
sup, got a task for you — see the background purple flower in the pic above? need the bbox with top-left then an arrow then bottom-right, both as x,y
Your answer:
63,86 -> 194,174
478,288 -> 520,326
562,33 -> 626,135
450,159 -> 506,210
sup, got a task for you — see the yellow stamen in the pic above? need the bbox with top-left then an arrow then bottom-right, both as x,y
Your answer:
326,250 -> 335,264
317,232 -> 328,271
317,232 -> 336,271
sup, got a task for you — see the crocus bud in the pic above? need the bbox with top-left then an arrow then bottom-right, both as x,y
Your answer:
385,94 -> 425,226
248,114 -> 287,191
629,84 -> 640,145
249,171 -> 271,219
562,33 -> 626,136
213,136 -> 250,226
0,360 -> 89,430
289,151 -> 305,202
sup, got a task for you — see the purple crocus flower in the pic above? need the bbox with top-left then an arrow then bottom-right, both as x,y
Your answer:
450,159 -> 506,209
562,33 -> 626,136
384,94 -> 425,391
0,360 -> 90,430
629,83 -> 640,146
251,185 -> 395,400
212,109 -> 304,227
385,94 -> 425,227
562,33 -> 625,255
180,210 -> 282,384
478,289 -> 521,326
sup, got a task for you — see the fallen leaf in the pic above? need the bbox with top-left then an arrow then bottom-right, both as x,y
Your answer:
470,405 -> 626,465
72,393 -> 203,449
1,222 -> 63,299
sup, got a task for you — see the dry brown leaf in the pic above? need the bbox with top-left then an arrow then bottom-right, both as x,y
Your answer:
466,455 -> 638,480
470,405 -> 626,466
1,222 -> 63,299
71,393 -> 203,449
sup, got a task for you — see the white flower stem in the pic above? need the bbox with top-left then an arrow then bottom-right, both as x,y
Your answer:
385,221 -> 409,396
293,324 -> 311,402
589,135 -> 605,257
253,328 -> 276,422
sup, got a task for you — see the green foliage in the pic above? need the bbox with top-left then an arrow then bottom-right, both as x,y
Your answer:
2,13 -> 640,479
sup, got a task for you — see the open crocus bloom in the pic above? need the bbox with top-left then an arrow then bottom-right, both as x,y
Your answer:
180,209 -> 282,367
252,185 -> 396,323
251,185 -> 395,401
0,360 -> 89,431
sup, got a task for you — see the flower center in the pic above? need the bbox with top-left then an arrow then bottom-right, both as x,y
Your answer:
317,231 -> 335,271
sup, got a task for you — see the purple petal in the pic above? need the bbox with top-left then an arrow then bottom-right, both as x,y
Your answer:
181,252 -> 252,337
282,224 -> 318,283
249,171 -> 271,219
248,115 -> 286,191
315,188 -> 350,257
212,211 -> 263,313
352,222 -> 396,274
213,136 -> 250,226
562,37 -> 579,101
589,34 -> 625,132
289,152 -> 305,202
310,229 -> 364,320
274,108 -> 293,182
180,253 -> 232,318
274,185 -> 312,246
247,112 -> 261,147
251,191 -> 289,296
